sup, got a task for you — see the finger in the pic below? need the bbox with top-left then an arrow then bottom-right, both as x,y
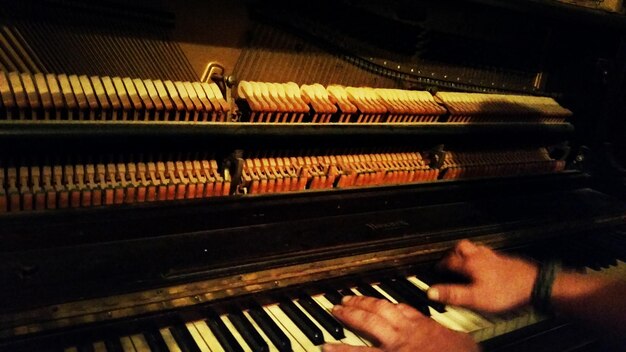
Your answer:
438,250 -> 471,276
395,303 -> 426,320
340,296 -> 407,324
455,239 -> 479,257
332,304 -> 398,344
322,343 -> 383,352
427,284 -> 476,307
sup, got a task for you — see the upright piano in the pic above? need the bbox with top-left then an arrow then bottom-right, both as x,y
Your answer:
1,0 -> 626,351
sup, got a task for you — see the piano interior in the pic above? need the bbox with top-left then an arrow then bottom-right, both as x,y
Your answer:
1,0 -> 626,350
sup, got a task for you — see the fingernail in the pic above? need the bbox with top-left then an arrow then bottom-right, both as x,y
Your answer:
322,344 -> 338,352
341,295 -> 353,304
332,305 -> 343,314
427,288 -> 439,301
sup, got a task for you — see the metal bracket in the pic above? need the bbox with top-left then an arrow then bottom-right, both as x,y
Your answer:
548,142 -> 571,162
225,149 -> 244,195
201,62 -> 230,96
428,144 -> 446,169
201,62 -> 224,83
201,62 -> 237,121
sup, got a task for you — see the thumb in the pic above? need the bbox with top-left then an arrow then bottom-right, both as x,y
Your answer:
427,284 -> 476,307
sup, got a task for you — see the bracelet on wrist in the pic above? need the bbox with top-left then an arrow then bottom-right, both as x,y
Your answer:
531,260 -> 560,314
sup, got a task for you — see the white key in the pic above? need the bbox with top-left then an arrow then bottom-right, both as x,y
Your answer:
120,336 -> 136,352
185,322 -> 212,352
406,276 -> 430,291
371,284 -> 399,303
194,320 -> 226,352
243,310 -> 280,352
428,307 -> 470,332
312,294 -> 371,346
405,276 -> 498,339
293,300 -> 337,344
444,306 -> 495,341
481,312 -> 515,336
221,315 -> 253,352
372,282 -> 469,333
349,288 -> 363,296
439,306 -> 484,331
598,260 -> 626,277
403,277 -> 480,332
265,304 -> 315,351
130,334 -> 151,351
160,328 -> 183,352
406,277 -> 495,328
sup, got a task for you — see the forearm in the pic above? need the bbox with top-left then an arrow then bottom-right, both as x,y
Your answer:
551,272 -> 626,337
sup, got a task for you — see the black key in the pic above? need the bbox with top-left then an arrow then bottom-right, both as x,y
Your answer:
590,244 -> 617,268
298,296 -> 345,339
398,278 -> 446,313
104,339 -> 123,352
355,283 -> 387,300
324,290 -> 343,306
414,270 -> 435,286
338,289 -> 355,298
278,298 -> 324,345
204,308 -> 244,352
248,302 -> 291,352
416,266 -> 471,287
228,311 -> 269,352
170,325 -> 201,352
144,329 -> 169,352
570,243 -> 601,270
378,280 -> 430,317
77,343 -> 94,352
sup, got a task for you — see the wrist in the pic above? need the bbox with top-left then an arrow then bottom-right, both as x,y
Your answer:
511,258 -> 539,307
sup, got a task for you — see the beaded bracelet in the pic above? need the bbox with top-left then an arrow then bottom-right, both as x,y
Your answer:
531,260 -> 560,314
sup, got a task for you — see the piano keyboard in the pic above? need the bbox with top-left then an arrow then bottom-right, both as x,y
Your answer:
57,272 -> 551,352
1,227 -> 619,352
54,227 -> 626,352
61,262 -> 626,352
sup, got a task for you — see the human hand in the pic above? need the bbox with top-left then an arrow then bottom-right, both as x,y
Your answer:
427,240 -> 538,313
323,295 -> 479,352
